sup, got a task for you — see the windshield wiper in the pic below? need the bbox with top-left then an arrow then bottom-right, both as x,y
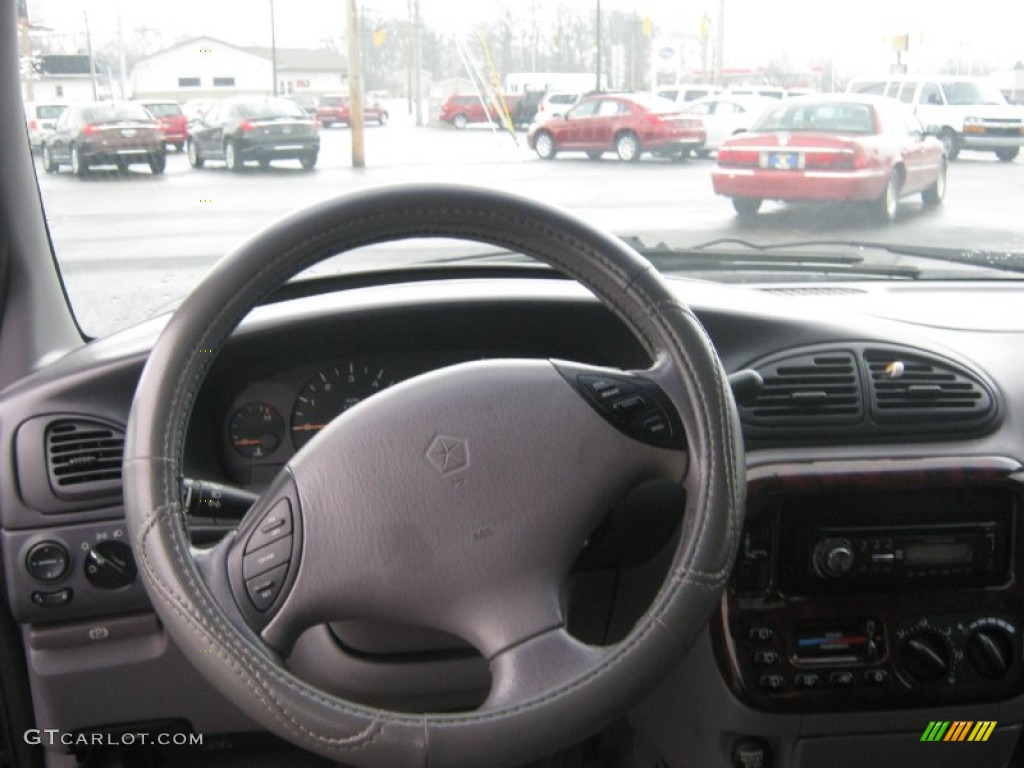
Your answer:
686,238 -> 1024,276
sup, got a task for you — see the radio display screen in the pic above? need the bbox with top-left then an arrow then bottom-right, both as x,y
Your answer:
904,541 -> 973,566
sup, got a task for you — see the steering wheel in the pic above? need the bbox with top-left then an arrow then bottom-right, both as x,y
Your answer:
123,184 -> 744,767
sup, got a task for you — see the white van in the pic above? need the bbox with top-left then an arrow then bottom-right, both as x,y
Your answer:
656,84 -> 722,104
847,75 -> 1024,161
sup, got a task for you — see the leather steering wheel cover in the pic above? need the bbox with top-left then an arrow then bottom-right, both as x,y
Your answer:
123,183 -> 744,767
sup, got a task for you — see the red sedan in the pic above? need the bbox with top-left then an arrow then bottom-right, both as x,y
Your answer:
711,95 -> 947,220
527,92 -> 705,162
315,94 -> 389,127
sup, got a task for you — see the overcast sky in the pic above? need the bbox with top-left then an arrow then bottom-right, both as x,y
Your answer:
30,0 -> 1024,75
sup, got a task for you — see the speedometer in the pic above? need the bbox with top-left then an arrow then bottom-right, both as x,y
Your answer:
291,362 -> 396,449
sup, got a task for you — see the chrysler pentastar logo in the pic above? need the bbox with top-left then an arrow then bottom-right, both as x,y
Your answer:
425,435 -> 470,475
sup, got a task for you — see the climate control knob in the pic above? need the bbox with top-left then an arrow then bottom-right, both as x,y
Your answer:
966,630 -> 1014,680
812,538 -> 855,578
900,631 -> 951,683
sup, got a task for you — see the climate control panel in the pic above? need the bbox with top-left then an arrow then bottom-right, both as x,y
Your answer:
894,614 -> 1021,686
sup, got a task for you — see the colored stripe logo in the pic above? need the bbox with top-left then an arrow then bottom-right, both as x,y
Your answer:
920,721 -> 997,742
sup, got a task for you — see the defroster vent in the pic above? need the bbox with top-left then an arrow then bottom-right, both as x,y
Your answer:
741,350 -> 863,427
46,419 -> 124,500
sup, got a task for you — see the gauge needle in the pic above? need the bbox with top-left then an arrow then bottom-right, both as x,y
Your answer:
233,438 -> 264,446
291,423 -> 327,431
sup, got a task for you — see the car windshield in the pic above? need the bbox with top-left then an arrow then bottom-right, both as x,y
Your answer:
144,103 -> 183,117
17,0 -> 1024,337
35,104 -> 66,119
81,103 -> 153,123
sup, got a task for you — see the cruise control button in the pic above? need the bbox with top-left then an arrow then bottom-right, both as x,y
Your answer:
610,395 -> 646,415
754,650 -> 779,666
749,626 -> 774,642
31,588 -> 72,607
642,414 -> 669,437
245,564 -> 289,611
242,535 -> 292,580
244,499 -> 293,554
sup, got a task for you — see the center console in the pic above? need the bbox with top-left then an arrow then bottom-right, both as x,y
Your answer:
713,457 -> 1024,712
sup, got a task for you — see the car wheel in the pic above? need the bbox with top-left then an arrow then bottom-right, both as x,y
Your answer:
874,169 -> 901,223
615,131 -> 641,163
995,147 -> 1019,162
731,198 -> 762,217
299,152 -> 318,170
534,130 -> 557,160
42,146 -> 57,173
922,160 -> 946,206
258,159 -> 272,170
939,128 -> 960,161
70,143 -> 88,177
173,142 -> 185,153
225,140 -> 242,172
321,119 -> 334,128
452,113 -> 468,130
379,111 -> 389,126
186,138 -> 204,168
586,150 -> 602,160
695,149 -> 713,159
147,153 -> 166,175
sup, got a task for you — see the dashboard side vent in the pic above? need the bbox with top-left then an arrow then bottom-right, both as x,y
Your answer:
45,419 -> 124,500
741,350 -> 863,427
864,349 -> 995,423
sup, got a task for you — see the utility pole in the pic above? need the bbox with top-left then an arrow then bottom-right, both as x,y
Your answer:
117,10 -> 127,99
413,0 -> 422,126
595,0 -> 602,91
84,11 -> 98,100
269,0 -> 278,95
18,1 -> 34,102
406,0 -> 412,114
347,0 -> 365,167
713,0 -> 725,86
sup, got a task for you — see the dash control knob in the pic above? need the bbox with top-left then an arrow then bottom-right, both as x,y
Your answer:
84,541 -> 137,590
966,629 -> 1015,680
812,538 -> 855,578
900,631 -> 951,683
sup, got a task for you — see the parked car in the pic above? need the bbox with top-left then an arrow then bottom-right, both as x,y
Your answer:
682,95 -> 773,155
182,97 -> 217,123
656,84 -> 722,103
187,96 -> 320,171
711,95 -> 946,220
528,92 -> 705,162
508,90 -> 544,128
534,91 -> 581,121
725,85 -> 788,100
40,101 -> 166,176
439,94 -> 495,129
848,74 -> 1024,161
137,100 -> 188,152
23,101 -> 67,151
283,93 -> 318,115
316,94 -> 389,127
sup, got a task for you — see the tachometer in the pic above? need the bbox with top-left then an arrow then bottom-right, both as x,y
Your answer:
228,402 -> 285,459
291,362 -> 396,449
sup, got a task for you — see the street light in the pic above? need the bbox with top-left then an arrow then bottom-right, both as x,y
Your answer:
269,0 -> 278,95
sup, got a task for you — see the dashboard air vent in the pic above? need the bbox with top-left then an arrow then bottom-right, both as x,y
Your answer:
45,419 -> 124,500
742,350 -> 863,427
864,349 -> 994,423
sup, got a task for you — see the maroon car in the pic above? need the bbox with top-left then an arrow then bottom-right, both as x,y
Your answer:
315,94 -> 389,127
138,100 -> 188,151
712,95 -> 947,221
527,92 -> 705,162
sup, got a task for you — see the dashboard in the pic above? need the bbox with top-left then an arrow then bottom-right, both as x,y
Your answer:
3,272 -> 1024,767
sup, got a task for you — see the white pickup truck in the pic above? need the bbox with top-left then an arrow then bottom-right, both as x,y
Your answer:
848,75 -> 1024,161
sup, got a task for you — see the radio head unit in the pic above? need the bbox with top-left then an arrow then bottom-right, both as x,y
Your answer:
777,487 -> 1013,594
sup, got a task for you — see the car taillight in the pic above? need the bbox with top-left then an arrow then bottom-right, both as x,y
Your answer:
239,120 -> 256,133
28,119 -> 37,131
311,118 -> 320,133
717,147 -> 758,166
82,123 -> 101,135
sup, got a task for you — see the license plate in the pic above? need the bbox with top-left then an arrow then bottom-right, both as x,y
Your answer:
764,151 -> 800,170
275,144 -> 303,150
121,129 -> 137,137
116,149 -> 148,155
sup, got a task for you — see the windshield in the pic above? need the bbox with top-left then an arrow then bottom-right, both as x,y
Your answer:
941,81 -> 1009,105
144,103 -> 184,117
18,0 -> 1024,336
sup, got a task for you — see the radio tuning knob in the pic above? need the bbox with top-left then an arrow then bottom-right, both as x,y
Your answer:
966,629 -> 1014,680
812,538 -> 855,578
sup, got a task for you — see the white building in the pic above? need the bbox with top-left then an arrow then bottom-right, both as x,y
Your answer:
28,55 -> 98,102
131,36 -> 347,101
131,36 -> 273,100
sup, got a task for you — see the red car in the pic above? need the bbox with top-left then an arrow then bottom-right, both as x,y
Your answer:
439,94 -> 496,129
712,95 -> 947,221
138,100 -> 188,152
315,94 -> 389,127
527,92 -> 705,162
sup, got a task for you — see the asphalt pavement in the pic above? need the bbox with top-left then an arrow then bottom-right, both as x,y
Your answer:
32,106 -> 1024,337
